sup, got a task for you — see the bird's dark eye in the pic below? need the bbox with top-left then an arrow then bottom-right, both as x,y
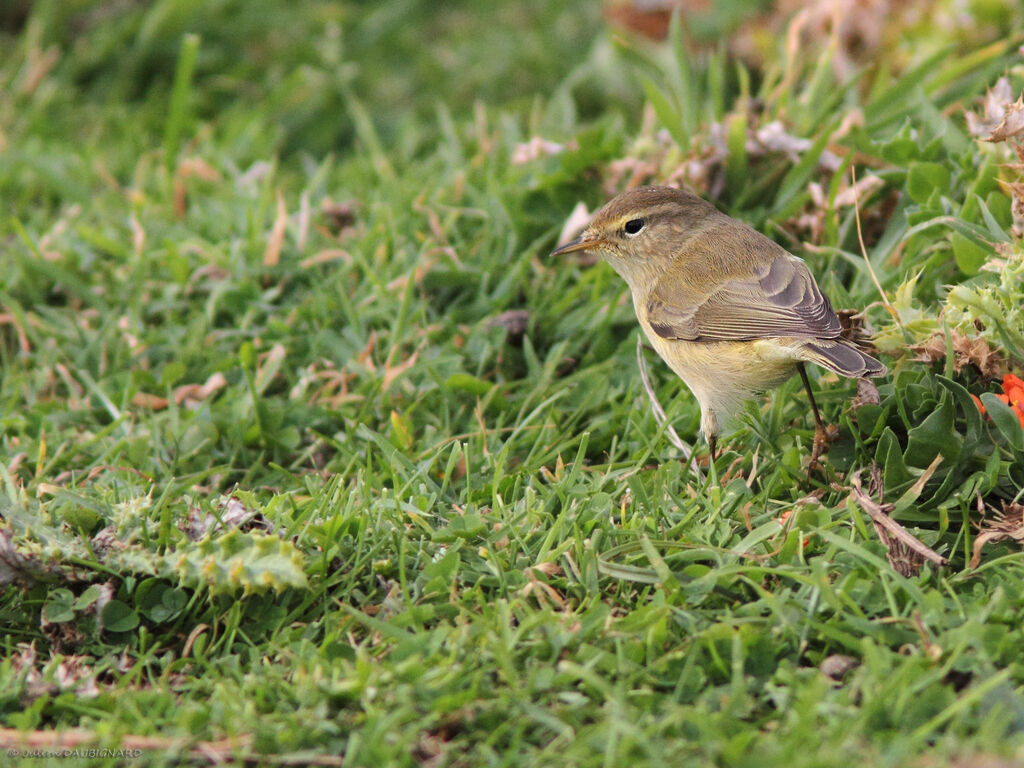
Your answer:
624,218 -> 645,235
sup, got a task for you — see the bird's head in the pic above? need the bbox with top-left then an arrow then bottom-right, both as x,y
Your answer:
550,186 -> 719,287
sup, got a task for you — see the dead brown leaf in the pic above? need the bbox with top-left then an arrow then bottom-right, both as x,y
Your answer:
186,262 -> 230,295
181,496 -> 266,541
300,248 -> 353,269
11,644 -> 100,703
511,137 -> 568,164
1004,180 -> 1024,222
19,43 -> 59,96
608,0 -> 911,82
297,190 -> 310,252
852,377 -> 881,408
531,562 -> 564,577
970,501 -> 1024,569
557,201 -> 592,248
967,77 -> 1016,138
290,360 -> 361,408
912,329 -> 1003,379
175,371 -> 228,405
882,538 -> 927,578
130,213 -> 145,258
521,567 -> 566,609
849,468 -> 948,575
381,341 -> 426,392
982,95 -> 1024,143
263,190 -> 288,267
173,156 -> 222,219
355,329 -> 378,371
0,310 -> 31,354
131,392 -> 168,409
131,372 -> 228,411
604,0 -> 676,40
386,261 -> 433,294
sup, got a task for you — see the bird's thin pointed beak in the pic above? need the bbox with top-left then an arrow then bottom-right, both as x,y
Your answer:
550,236 -> 604,257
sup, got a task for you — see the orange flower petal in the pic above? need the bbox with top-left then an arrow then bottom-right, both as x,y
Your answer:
971,393 -> 986,415
1014,403 -> 1024,429
1003,373 -> 1024,391
1002,375 -> 1024,406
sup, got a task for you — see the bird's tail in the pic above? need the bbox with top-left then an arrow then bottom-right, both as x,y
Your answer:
803,340 -> 886,378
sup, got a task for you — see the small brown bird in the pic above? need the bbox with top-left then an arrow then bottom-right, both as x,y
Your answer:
552,186 -> 885,458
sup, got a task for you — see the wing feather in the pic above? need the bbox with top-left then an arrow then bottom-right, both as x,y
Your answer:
646,247 -> 842,342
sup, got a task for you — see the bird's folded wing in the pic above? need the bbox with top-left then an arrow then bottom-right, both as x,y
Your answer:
646,253 -> 842,342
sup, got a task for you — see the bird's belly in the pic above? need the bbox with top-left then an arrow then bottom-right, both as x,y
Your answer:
640,326 -> 799,420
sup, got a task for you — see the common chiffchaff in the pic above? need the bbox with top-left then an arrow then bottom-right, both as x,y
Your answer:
552,186 -> 885,456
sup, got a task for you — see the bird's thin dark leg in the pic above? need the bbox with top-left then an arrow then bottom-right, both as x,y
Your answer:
797,362 -> 824,430
797,362 -> 834,475
705,432 -> 720,489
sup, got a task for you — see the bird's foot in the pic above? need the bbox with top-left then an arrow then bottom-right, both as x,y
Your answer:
807,423 -> 840,478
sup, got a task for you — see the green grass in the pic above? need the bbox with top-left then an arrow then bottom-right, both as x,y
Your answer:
2,1 -> 1024,766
